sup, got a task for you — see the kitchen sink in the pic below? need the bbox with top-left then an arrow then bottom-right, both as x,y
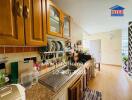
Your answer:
59,65 -> 77,74
39,65 -> 78,92
39,73 -> 69,92
61,65 -> 77,71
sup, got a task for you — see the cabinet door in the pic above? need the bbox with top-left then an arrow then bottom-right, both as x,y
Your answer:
47,0 -> 63,37
24,0 -> 47,46
63,14 -> 71,39
0,0 -> 24,46
54,92 -> 67,100
68,75 -> 83,100
83,74 -> 87,90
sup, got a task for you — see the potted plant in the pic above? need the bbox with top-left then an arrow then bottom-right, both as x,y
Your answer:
0,71 -> 6,87
122,56 -> 128,66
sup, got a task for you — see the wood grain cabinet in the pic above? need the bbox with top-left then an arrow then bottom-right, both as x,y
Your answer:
24,0 -> 47,46
0,0 -> 24,46
47,0 -> 63,37
0,0 -> 47,46
63,14 -> 71,39
68,75 -> 84,100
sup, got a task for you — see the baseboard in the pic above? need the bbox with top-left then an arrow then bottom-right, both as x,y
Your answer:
101,63 -> 121,67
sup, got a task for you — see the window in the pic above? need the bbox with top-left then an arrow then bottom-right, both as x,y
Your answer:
122,30 -> 128,56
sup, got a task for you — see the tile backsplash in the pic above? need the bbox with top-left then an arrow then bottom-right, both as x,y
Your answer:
0,47 -> 38,54
0,47 -> 4,53
0,51 -> 41,74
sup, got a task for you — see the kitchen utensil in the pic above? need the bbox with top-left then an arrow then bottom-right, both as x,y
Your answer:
57,41 -> 63,51
56,41 -> 60,51
52,41 -> 58,51
50,41 -> 56,51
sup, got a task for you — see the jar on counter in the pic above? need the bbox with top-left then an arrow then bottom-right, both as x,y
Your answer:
21,71 -> 33,89
32,67 -> 39,85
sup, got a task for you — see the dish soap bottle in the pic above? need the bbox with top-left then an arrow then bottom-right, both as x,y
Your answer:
32,67 -> 39,85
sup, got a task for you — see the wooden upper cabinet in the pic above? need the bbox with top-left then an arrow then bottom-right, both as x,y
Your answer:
0,0 -> 69,46
47,0 -> 63,37
24,0 -> 47,46
63,13 -> 71,39
0,0 -> 24,46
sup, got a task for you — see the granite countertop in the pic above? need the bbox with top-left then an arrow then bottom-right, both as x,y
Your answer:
26,65 -> 85,100
26,83 -> 55,100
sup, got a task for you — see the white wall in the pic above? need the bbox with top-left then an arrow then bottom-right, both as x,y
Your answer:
84,29 -> 122,66
52,0 -> 132,34
52,0 -> 122,65
101,31 -> 122,66
70,20 -> 86,44
0,52 -> 40,74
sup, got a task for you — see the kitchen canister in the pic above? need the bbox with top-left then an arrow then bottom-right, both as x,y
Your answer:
11,62 -> 18,84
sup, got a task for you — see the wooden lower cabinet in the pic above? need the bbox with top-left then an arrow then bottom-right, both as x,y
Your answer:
54,90 -> 68,100
83,73 -> 87,90
68,75 -> 84,100
86,67 -> 92,87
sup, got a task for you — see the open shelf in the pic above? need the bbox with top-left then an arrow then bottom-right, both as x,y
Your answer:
40,51 -> 64,54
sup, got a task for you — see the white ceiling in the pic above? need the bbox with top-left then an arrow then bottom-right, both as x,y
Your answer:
52,0 -> 132,34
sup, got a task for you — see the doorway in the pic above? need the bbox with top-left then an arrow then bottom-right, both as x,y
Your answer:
88,40 -> 101,63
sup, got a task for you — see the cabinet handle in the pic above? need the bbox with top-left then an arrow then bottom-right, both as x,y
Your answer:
60,21 -> 64,29
23,6 -> 29,18
60,21 -> 62,26
16,1 -> 23,17
62,21 -> 64,29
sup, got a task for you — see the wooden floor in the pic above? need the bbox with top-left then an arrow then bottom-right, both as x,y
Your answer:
88,64 -> 132,100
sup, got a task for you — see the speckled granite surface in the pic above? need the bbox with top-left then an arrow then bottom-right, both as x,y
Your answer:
26,83 -> 55,100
